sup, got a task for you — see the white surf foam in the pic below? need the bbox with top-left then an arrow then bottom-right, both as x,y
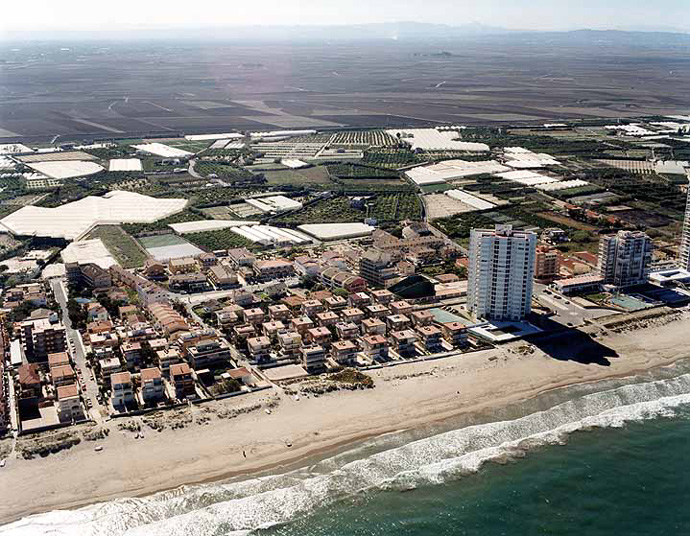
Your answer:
4,373 -> 690,536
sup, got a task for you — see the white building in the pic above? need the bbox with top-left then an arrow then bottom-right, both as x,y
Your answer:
598,230 -> 652,288
467,225 -> 536,321
679,187 -> 690,271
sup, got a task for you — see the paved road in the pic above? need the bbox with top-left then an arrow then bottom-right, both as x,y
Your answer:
50,278 -> 103,423
533,283 -> 613,327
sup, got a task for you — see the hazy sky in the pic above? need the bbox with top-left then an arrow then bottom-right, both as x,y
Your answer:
1,0 -> 689,33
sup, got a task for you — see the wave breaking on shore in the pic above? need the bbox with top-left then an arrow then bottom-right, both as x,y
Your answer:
4,372 -> 690,536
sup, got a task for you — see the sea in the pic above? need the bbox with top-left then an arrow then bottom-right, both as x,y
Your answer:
3,359 -> 690,536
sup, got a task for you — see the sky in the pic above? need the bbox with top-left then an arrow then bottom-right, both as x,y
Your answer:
1,0 -> 689,34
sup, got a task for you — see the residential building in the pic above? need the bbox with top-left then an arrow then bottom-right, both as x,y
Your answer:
169,257 -> 198,275
19,318 -> 68,361
365,304 -> 389,319
410,310 -> 434,327
47,351 -> 70,371
598,230 -> 652,288
387,314 -> 411,331
291,316 -> 314,336
121,341 -> 142,370
301,345 -> 327,372
316,311 -> 339,327
253,259 -> 295,281
320,267 -> 368,293
362,334 -> 388,359
143,258 -> 166,279
198,252 -> 218,270
56,383 -> 84,423
140,367 -> 165,404
390,300 -> 413,316
157,348 -> 181,377
51,364 -> 76,387
324,296 -> 348,310
186,338 -> 232,369
66,263 -> 111,289
341,307 -> 365,324
467,225 -> 537,321
268,304 -> 291,322
170,363 -> 195,400
111,371 -> 134,408
391,330 -> 418,355
362,317 -> 386,336
263,320 -> 286,340
442,322 -> 468,347
227,247 -> 256,268
243,307 -> 265,325
534,245 -> 560,282
348,292 -> 371,308
148,302 -> 188,337
359,249 -> 400,288
207,264 -> 239,289
680,187 -> 690,271
247,336 -> 272,363
86,303 -> 109,323
306,326 -> 332,347
168,272 -> 208,292
371,289 -> 394,304
331,340 -> 358,364
301,299 -> 324,317
233,323 -> 256,344
417,325 -> 443,351
278,331 -> 302,357
335,321 -> 359,340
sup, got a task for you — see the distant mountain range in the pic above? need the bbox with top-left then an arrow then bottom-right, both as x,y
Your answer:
2,21 -> 690,43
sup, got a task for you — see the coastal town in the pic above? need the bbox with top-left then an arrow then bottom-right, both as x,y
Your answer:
0,118 -> 690,463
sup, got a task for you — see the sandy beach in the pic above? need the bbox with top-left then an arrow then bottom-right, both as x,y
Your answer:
1,311 -> 688,525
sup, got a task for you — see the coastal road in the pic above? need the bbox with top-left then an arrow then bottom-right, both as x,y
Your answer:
50,278 -> 103,423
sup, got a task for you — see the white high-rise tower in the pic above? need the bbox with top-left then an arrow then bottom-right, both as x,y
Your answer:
679,187 -> 690,271
467,225 -> 537,322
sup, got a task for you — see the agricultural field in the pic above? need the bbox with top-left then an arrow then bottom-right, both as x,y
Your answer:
363,148 -> 425,169
142,158 -> 184,173
274,197 -> 363,224
263,166 -> 334,187
336,180 -> 415,194
369,193 -> 422,222
327,163 -> 400,179
330,130 -> 397,147
194,162 -> 257,182
275,193 -> 422,225
85,225 -> 149,269
123,209 -> 210,236
184,228 -> 255,251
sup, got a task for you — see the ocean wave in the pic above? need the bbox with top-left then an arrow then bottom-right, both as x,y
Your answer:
4,373 -> 690,536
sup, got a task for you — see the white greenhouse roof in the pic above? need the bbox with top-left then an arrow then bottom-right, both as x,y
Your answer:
185,133 -> 244,141
169,220 -> 259,234
406,160 -> 510,185
386,128 -> 489,152
445,190 -> 496,210
297,222 -> 375,240
109,158 -> 142,172
61,239 -> 118,269
132,143 -> 193,158
27,160 -> 103,180
0,190 -> 187,241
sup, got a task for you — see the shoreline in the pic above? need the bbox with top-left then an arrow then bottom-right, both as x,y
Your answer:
2,313 -> 690,525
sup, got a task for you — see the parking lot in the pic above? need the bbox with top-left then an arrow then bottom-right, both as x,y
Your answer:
533,283 -> 613,327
